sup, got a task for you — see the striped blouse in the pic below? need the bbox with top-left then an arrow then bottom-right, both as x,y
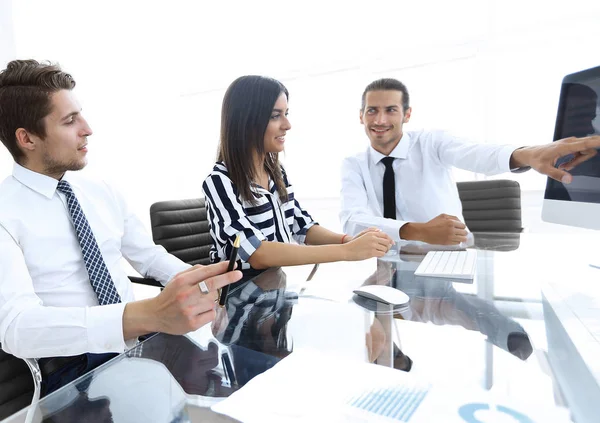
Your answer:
202,162 -> 317,275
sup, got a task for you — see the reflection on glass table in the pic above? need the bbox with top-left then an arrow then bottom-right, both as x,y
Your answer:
3,349 -> 188,423
5,232 -> 600,422
356,260 -> 533,360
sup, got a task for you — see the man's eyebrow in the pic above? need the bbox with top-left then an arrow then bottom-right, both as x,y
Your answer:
60,111 -> 80,121
272,108 -> 288,113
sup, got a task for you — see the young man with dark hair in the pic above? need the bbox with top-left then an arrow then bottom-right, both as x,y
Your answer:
0,60 -> 242,395
340,78 -> 600,245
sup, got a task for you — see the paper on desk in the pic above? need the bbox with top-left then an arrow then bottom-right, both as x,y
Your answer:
211,349 -> 572,423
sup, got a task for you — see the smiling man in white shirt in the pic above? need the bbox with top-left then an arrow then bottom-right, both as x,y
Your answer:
0,59 -> 242,396
340,78 -> 600,245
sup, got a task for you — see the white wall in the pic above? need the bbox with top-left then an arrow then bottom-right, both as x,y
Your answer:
0,0 -> 16,174
3,0 -> 600,227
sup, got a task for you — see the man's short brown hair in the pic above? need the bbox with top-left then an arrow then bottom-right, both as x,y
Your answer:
361,78 -> 410,112
0,60 -> 76,163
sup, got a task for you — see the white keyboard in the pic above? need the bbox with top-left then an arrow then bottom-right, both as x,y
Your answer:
414,250 -> 477,280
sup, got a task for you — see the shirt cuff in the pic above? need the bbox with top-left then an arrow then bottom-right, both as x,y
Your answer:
507,146 -> 532,173
387,220 -> 406,243
499,145 -> 520,172
86,303 -> 128,353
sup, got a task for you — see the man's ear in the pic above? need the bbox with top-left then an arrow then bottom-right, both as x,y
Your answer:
15,128 -> 37,154
359,109 -> 364,124
403,107 -> 412,123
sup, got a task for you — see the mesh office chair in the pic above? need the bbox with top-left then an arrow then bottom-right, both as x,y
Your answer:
150,198 -> 212,266
456,179 -> 522,251
0,347 -> 41,421
457,179 -> 522,232
128,198 -> 211,288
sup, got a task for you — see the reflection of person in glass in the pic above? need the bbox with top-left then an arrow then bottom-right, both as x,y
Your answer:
360,261 -> 532,360
214,267 -> 413,379
358,265 -> 414,371
212,267 -> 294,385
127,335 -> 234,397
561,83 -> 598,138
42,393 -> 113,423
553,83 -> 600,202
406,281 -> 532,360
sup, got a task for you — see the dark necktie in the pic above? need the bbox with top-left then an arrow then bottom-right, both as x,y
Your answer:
57,180 -> 122,305
381,157 -> 396,219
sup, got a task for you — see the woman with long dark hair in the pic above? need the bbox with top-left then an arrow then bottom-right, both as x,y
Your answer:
202,76 -> 393,276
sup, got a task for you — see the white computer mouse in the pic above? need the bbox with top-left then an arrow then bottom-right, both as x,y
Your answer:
353,285 -> 409,306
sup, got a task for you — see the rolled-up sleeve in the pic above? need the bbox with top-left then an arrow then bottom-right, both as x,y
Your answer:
202,173 -> 267,263
291,198 -> 316,244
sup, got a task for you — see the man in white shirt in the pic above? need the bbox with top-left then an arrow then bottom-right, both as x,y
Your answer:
0,59 -> 242,395
340,78 -> 600,245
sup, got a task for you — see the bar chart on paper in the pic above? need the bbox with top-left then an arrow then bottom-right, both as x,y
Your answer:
211,350 -> 571,423
345,385 -> 553,423
346,383 -> 430,422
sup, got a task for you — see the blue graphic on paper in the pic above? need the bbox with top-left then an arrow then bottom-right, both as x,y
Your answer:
347,385 -> 429,421
458,402 -> 535,423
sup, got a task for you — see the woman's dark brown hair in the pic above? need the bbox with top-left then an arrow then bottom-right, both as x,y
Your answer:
218,75 -> 289,204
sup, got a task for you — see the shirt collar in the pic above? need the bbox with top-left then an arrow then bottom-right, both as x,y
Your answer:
250,176 -> 276,195
12,163 -> 60,199
368,132 -> 412,165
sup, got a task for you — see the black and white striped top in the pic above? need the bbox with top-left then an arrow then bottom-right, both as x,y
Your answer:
202,162 -> 317,275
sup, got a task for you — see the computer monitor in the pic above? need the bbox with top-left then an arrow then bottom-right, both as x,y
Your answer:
542,65 -> 600,238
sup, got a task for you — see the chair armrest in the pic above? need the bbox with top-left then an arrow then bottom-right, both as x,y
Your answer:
128,276 -> 163,288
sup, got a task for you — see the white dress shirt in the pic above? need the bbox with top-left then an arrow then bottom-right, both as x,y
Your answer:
0,164 -> 189,358
340,129 -> 518,242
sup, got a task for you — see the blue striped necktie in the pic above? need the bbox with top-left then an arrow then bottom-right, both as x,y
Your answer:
56,180 -> 122,305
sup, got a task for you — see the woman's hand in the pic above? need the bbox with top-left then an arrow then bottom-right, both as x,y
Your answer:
342,227 -> 382,243
342,230 -> 394,260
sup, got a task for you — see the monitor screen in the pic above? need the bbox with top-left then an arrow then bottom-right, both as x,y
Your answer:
544,67 -> 600,204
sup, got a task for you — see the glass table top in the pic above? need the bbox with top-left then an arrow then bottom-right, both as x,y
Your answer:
4,232 -> 599,422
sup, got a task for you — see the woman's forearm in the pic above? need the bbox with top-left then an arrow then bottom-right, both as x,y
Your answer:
248,241 -> 346,269
305,224 -> 346,246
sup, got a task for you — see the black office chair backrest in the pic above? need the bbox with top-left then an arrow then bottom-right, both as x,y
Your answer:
457,180 -> 522,232
150,198 -> 212,266
0,347 -> 34,420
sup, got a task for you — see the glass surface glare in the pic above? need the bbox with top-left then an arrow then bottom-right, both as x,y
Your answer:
6,232 -> 599,422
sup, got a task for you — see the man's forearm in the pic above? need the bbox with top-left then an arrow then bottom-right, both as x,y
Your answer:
399,222 -> 423,241
122,299 -> 158,341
